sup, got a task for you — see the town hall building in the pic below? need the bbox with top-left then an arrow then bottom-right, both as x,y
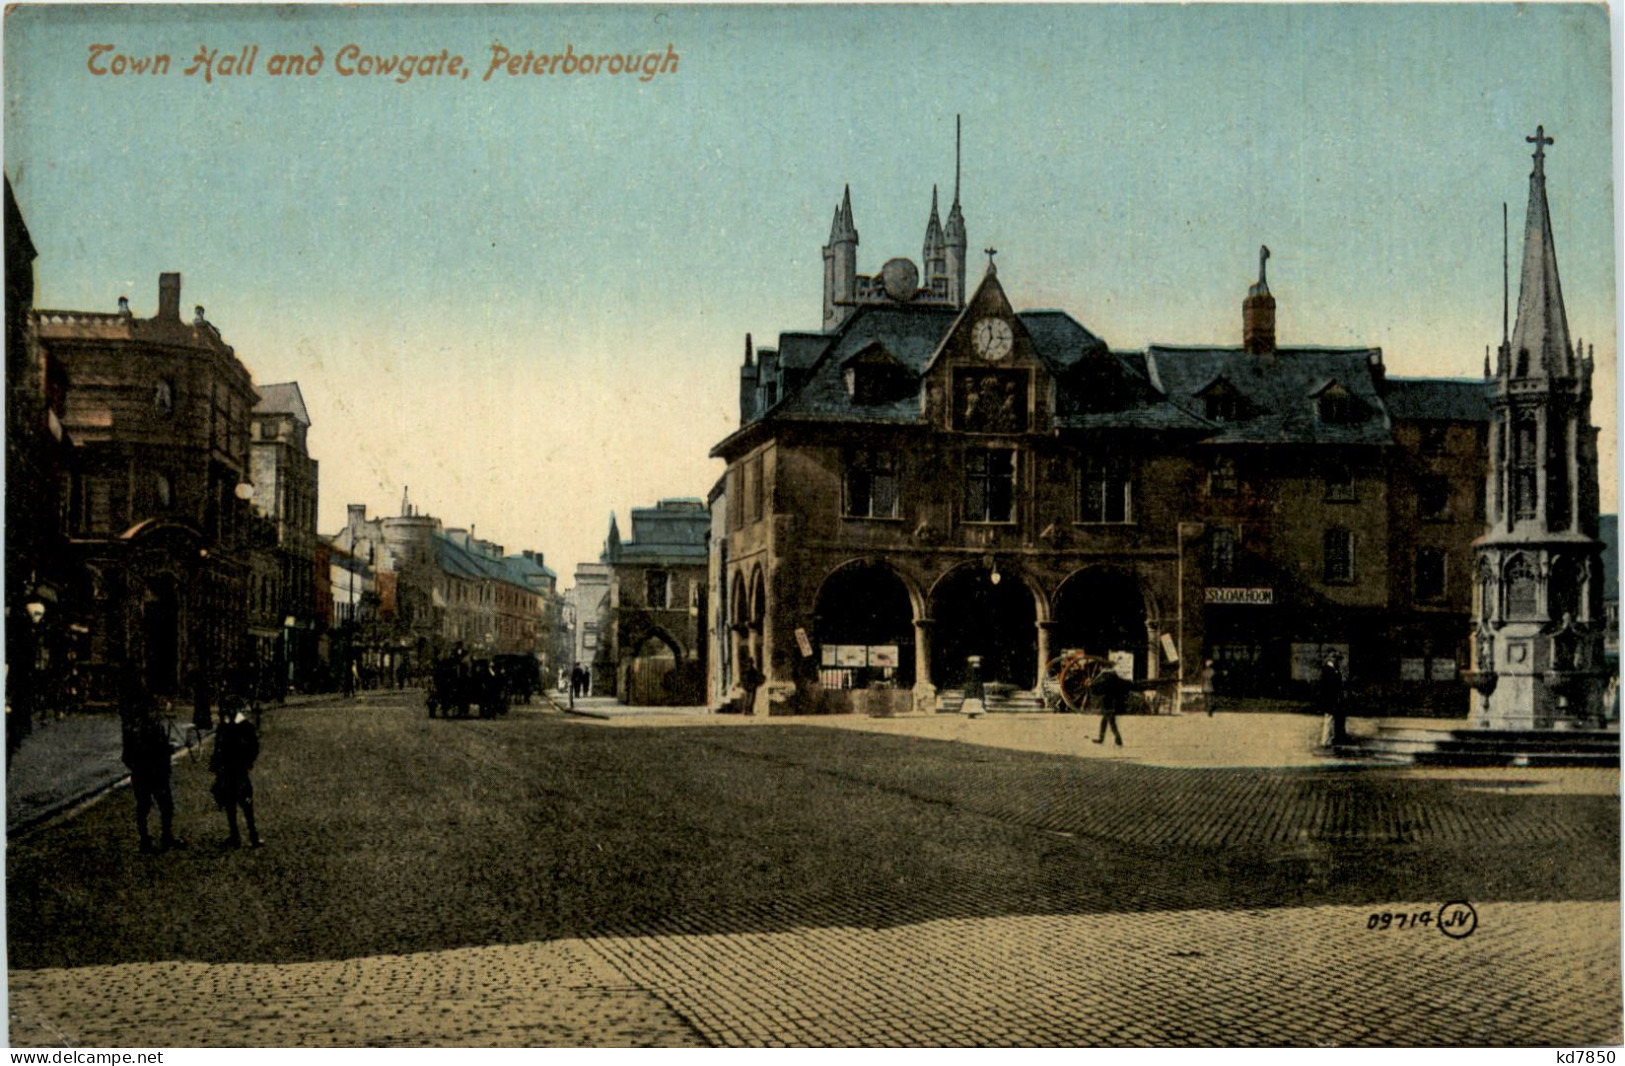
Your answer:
711,164 -> 1494,717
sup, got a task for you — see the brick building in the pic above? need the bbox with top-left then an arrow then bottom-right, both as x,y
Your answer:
33,273 -> 259,701
710,184 -> 1489,716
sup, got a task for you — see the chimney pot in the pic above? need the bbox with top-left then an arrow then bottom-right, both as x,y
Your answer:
194,305 -> 206,325
157,273 -> 181,321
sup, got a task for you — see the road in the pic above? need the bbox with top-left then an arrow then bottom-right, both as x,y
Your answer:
7,691 -> 1619,1046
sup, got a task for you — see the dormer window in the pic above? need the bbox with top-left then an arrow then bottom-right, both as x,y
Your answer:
843,343 -> 915,406
1197,378 -> 1245,423
1316,383 -> 1363,424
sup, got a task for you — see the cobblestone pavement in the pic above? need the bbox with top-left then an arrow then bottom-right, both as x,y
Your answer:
7,694 -> 1618,1046
10,902 -> 1617,1046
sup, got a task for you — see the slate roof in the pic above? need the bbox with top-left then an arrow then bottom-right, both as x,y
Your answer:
433,532 -> 538,592
610,500 -> 710,565
253,382 -> 311,425
1144,345 -> 1391,446
1382,377 -> 1493,423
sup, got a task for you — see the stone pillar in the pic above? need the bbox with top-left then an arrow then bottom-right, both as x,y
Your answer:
912,617 -> 936,713
1036,620 -> 1056,692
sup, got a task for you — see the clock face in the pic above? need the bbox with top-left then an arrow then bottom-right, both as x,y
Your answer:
973,316 -> 1013,361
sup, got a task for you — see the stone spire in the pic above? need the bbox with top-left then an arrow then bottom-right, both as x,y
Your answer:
944,115 -> 967,307
922,185 -> 947,287
1507,125 -> 1572,378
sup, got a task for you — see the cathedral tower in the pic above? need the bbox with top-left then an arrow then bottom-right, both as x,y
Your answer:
922,186 -> 947,292
1471,126 -> 1606,730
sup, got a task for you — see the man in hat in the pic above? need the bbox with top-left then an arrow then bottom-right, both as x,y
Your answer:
120,678 -> 185,853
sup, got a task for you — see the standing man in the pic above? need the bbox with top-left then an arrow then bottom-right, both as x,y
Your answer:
1201,659 -> 1219,717
1090,666 -> 1128,747
1319,649 -> 1347,746
211,698 -> 262,848
120,679 -> 185,853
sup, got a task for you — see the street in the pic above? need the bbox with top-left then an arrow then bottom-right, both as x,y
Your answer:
7,692 -> 1620,1047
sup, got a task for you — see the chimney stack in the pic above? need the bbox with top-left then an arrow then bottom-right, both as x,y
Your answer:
158,273 -> 181,321
1242,245 -> 1275,355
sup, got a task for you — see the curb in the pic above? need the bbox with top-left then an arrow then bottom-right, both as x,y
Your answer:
7,730 -> 210,840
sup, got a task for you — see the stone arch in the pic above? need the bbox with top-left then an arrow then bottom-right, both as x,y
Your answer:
625,626 -> 684,705
813,559 -> 919,689
1052,565 -> 1156,681
928,559 -> 1041,689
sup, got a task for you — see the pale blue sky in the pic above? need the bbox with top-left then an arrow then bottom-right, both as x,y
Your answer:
5,4 -> 1618,579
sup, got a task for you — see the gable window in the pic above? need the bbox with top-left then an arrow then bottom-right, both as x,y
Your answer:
645,570 -> 671,610
1422,425 -> 1449,456
844,449 -> 899,519
1415,548 -> 1447,602
1078,461 -> 1131,524
964,448 -> 1017,523
1324,463 -> 1355,502
1419,476 -> 1450,520
1209,457 -> 1237,497
1323,527 -> 1355,584
1209,527 -> 1238,580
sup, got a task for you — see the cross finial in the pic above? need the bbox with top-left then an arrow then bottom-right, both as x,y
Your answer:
984,247 -> 998,275
1527,124 -> 1554,166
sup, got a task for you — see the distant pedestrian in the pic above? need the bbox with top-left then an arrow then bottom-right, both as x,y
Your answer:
211,699 -> 262,849
739,652 -> 764,715
1319,649 -> 1347,746
1090,668 -> 1128,747
190,669 -> 214,735
120,679 -> 184,854
1201,659 -> 1218,717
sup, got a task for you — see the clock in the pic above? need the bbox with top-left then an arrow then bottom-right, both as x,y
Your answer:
972,316 -> 1013,361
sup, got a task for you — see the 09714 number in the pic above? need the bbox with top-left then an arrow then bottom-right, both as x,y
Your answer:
1367,910 -> 1433,931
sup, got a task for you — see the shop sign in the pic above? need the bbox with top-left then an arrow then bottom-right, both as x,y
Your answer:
1204,587 -> 1273,605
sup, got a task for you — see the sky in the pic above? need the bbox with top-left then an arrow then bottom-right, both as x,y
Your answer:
5,3 -> 1619,586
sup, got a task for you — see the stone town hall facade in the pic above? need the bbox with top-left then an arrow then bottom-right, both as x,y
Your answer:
711,169 -> 1497,717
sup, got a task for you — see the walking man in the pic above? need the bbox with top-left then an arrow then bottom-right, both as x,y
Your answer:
1091,666 -> 1128,747
211,698 -> 262,848
120,679 -> 185,853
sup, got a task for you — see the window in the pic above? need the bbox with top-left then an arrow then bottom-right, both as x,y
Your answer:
154,379 -> 174,416
745,456 -> 763,524
1209,457 -> 1237,496
1513,415 -> 1538,519
729,467 -> 743,531
1318,385 -> 1361,424
1079,461 -> 1131,524
77,475 -> 112,535
1205,392 -> 1242,422
844,449 -> 899,519
1422,426 -> 1449,456
1419,476 -> 1451,520
1324,528 -> 1355,584
1209,527 -> 1238,580
1416,548 -> 1447,602
1324,464 -> 1355,502
646,571 -> 670,609
964,448 -> 1016,523
155,472 -> 173,510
